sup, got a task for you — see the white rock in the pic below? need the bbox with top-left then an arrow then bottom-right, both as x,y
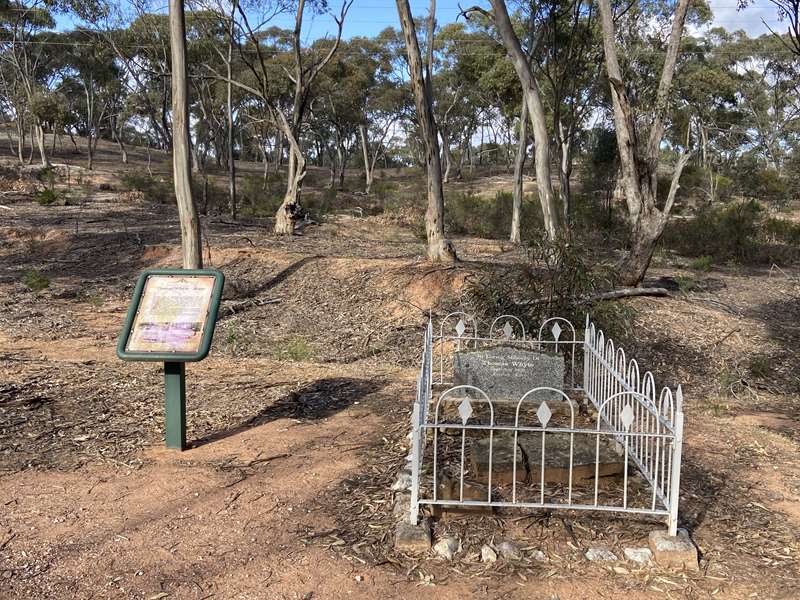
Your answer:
497,541 -> 522,561
391,469 -> 412,492
531,550 -> 547,562
623,547 -> 653,565
585,548 -> 618,562
433,536 -> 459,561
481,545 -> 497,563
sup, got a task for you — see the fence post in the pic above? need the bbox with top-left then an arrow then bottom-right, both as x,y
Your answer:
409,399 -> 421,524
583,314 -> 590,393
667,387 -> 685,535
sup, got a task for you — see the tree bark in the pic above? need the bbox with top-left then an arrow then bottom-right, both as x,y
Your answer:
169,0 -> 202,269
396,0 -> 457,262
510,97 -> 528,243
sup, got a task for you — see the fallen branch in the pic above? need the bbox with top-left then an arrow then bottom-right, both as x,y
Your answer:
219,297 -> 282,317
516,287 -> 672,306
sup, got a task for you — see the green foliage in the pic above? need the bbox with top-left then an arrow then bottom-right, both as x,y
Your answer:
689,255 -> 713,272
461,236 -> 616,331
35,188 -> 60,206
665,200 -> 800,265
81,292 -> 104,307
22,269 -> 50,292
747,355 -> 771,379
119,170 -> 173,204
304,187 -> 336,221
662,200 -> 796,263
273,337 -> 314,362
764,217 -> 800,246
741,167 -> 791,207
240,174 -> 283,217
445,191 -> 542,240
673,275 -> 698,294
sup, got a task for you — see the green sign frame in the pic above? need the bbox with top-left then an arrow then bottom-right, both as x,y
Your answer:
117,268 -> 225,363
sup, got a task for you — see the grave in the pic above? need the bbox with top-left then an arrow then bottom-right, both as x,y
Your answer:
469,432 -> 624,485
453,345 -> 565,402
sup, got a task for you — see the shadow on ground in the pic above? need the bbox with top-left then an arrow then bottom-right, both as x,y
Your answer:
192,376 -> 387,448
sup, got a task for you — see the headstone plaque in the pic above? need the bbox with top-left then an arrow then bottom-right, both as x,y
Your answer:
453,345 -> 564,401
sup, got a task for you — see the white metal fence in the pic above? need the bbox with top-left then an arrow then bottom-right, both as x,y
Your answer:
408,314 -> 685,535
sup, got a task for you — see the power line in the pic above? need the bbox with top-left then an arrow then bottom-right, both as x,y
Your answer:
1,37 -> 798,60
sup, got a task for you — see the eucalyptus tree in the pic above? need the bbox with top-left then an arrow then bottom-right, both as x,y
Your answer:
0,1 -> 58,165
395,0 -> 457,261
461,1 -> 563,240
596,0 -> 696,286
734,33 -> 800,176
100,13 -> 173,150
210,0 -> 352,233
529,0 -> 603,227
56,29 -> 120,169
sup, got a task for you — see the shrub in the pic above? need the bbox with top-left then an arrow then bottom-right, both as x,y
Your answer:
35,188 -> 60,205
23,269 -> 49,291
689,255 -> 713,272
461,236 -> 615,330
445,190 -> 542,240
764,217 -> 800,246
119,170 -> 173,204
748,355 -> 771,379
663,200 -> 764,262
273,337 -> 314,361
673,275 -> 698,294
304,187 -> 335,221
239,174 -> 283,217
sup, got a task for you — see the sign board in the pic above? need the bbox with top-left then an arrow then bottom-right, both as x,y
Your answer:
117,269 -> 225,362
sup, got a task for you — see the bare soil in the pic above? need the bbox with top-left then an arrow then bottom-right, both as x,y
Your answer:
1,142 -> 799,599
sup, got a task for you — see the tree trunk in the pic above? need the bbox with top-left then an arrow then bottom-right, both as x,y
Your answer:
618,211 -> 665,287
35,124 -> 48,167
87,131 -> 94,170
15,118 -> 24,164
442,132 -> 453,183
27,125 -> 34,164
359,124 -> 374,194
169,0 -> 202,269
337,144 -> 346,190
226,1 -> 238,221
487,0 -> 562,240
68,129 -> 80,154
510,97 -> 527,243
116,131 -> 128,164
396,0 -> 457,262
557,121 -> 573,230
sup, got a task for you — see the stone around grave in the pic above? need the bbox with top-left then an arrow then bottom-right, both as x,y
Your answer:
585,548 -> 618,562
624,547 -> 653,566
433,536 -> 459,560
648,529 -> 699,571
453,345 -> 565,402
470,432 -> 624,486
392,492 -> 411,519
394,517 -> 432,554
432,476 -> 494,519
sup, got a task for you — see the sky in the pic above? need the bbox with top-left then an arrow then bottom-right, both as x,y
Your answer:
54,0 -> 788,41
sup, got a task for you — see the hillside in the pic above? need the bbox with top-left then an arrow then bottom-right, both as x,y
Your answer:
0,135 -> 799,599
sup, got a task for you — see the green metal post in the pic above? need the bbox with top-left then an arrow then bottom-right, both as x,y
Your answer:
164,361 -> 187,450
